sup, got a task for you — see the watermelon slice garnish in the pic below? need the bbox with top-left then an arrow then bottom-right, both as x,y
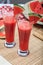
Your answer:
14,4 -> 24,16
29,16 -> 40,24
28,13 -> 42,24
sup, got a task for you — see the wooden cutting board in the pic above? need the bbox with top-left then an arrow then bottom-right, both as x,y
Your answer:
33,24 -> 43,41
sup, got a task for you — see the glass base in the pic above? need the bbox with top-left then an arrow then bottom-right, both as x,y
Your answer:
4,41 -> 16,48
18,49 -> 29,56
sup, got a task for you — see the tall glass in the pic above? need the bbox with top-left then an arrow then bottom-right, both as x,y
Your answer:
2,6 -> 16,48
17,19 -> 32,56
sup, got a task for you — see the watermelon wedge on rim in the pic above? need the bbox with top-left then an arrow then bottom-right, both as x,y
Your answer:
14,4 -> 24,16
28,13 -> 42,24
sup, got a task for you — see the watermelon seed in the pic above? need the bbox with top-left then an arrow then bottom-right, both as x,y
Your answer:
0,18 -> 3,20
40,8 -> 41,9
41,4 -> 43,7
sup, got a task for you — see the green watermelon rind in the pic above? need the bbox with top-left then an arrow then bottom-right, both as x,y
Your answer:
28,13 -> 42,18
13,4 -> 25,10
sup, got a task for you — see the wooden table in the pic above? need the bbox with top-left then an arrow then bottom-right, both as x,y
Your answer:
0,25 -> 43,65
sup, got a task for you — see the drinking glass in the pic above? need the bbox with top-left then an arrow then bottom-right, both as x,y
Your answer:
17,17 -> 32,56
2,6 -> 16,48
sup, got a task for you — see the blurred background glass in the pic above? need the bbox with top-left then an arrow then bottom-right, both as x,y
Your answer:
0,0 -> 6,3
11,0 -> 32,4
0,0 -> 32,4
0,0 -> 10,3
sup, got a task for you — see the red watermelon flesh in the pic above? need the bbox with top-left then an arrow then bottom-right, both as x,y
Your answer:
39,18 -> 43,22
29,1 -> 39,11
14,5 -> 24,16
29,16 -> 40,24
34,2 -> 43,14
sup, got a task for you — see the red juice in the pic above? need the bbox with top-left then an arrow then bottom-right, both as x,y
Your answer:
4,16 -> 16,43
18,21 -> 32,51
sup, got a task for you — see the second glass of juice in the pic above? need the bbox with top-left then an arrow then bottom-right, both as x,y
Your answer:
2,6 -> 16,48
17,19 -> 32,56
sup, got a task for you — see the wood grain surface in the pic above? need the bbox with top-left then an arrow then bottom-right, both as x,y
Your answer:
33,25 -> 43,41
0,25 -> 43,65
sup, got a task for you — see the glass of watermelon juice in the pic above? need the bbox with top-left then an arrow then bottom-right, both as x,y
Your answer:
2,9 -> 16,48
17,19 -> 32,56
